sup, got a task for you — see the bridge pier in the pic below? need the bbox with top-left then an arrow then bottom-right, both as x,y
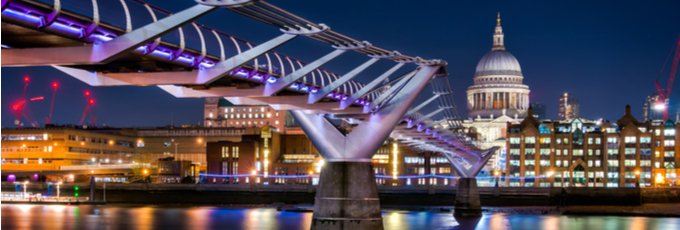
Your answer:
454,178 -> 482,217
311,161 -> 382,230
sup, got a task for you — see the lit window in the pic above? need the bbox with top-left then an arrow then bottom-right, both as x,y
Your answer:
275,121 -> 279,125
525,137 -> 536,144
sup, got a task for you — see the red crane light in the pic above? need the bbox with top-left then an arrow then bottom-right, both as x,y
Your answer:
53,83 -> 58,88
24,77 -> 29,82
85,91 -> 90,97
89,99 -> 94,104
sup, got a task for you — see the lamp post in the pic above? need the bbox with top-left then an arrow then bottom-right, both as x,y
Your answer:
56,182 -> 61,200
547,171 -> 555,188
494,170 -> 500,187
635,170 -> 641,188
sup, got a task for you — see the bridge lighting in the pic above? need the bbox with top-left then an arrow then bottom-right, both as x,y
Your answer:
266,76 -> 277,84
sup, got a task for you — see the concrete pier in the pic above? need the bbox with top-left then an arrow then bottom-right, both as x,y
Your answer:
454,178 -> 482,217
310,162 -> 383,230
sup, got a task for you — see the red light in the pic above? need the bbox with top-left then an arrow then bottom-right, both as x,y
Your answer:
85,91 -> 90,96
89,99 -> 94,104
24,77 -> 29,82
53,83 -> 58,88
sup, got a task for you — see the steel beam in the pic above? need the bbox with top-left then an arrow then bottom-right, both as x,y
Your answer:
263,49 -> 346,96
197,33 -> 297,84
2,4 -> 217,66
308,58 -> 380,104
404,95 -> 440,117
408,108 -> 444,128
339,63 -> 405,109
291,64 -> 441,161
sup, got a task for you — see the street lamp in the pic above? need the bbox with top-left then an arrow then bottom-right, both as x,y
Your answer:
56,182 -> 61,200
547,171 -> 555,188
635,170 -> 641,188
494,170 -> 500,187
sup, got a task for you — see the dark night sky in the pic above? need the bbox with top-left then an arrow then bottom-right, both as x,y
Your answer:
2,0 -> 680,128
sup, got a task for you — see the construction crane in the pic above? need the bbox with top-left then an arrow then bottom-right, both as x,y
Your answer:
46,82 -> 58,124
654,35 -> 680,121
79,91 -> 96,126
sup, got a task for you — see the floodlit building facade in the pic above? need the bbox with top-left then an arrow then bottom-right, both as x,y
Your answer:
506,106 -> 680,187
204,98 -> 289,131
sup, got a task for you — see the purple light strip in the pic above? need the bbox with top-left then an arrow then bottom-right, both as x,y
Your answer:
200,173 -> 319,178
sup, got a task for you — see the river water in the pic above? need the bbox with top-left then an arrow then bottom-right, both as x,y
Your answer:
2,204 -> 678,230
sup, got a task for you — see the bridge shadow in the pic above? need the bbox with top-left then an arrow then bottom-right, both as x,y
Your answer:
451,216 -> 482,230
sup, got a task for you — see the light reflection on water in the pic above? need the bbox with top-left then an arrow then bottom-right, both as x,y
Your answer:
2,204 -> 678,230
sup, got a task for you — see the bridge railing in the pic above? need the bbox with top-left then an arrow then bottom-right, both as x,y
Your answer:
14,0 -> 371,99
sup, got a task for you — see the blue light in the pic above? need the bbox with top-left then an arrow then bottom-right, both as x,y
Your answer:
266,76 -> 278,84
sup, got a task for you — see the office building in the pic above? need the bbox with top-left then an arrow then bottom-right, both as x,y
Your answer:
558,93 -> 579,120
530,102 -> 546,120
506,106 -> 679,188
643,93 -> 664,122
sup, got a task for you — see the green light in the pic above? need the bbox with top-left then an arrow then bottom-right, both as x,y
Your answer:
75,193 -> 79,197
75,186 -> 79,191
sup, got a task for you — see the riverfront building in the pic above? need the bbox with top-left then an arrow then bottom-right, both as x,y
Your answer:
506,106 -> 680,187
643,93 -> 664,122
205,127 -> 458,186
204,98 -> 290,132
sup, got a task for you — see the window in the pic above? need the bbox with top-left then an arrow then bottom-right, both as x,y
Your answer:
563,138 -> 569,144
556,149 -> 561,156
233,162 -> 238,175
404,157 -> 425,164
595,138 -> 601,145
625,148 -> 636,155
525,160 -> 535,166
563,160 -> 569,167
656,140 -> 661,147
509,138 -> 520,144
525,171 -> 535,177
525,149 -> 535,155
556,160 -> 561,167
607,149 -> 619,155
640,160 -> 651,167
232,147 -> 239,158
540,160 -> 550,166
509,160 -> 520,166
608,160 -> 619,167
222,146 -> 229,158
608,172 -> 619,178
624,160 -> 636,167
596,160 -> 601,167
665,140 -> 675,147
556,138 -> 562,145
588,149 -> 593,156
656,151 -> 661,157
540,149 -> 550,155
509,149 -> 520,155
656,129 -> 661,136
588,138 -> 593,145
596,149 -> 601,156
588,160 -> 593,167
222,162 -> 229,175
625,136 -> 636,144
607,137 -> 618,144
606,128 -> 617,133
640,137 -> 651,143
573,150 -> 583,156
439,167 -> 451,174
665,129 -> 676,136
541,138 -> 551,144
564,149 -> 569,156
624,171 -> 636,178
525,137 -> 536,144
665,151 -> 676,157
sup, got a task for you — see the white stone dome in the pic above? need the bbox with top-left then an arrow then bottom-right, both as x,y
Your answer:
475,50 -> 522,77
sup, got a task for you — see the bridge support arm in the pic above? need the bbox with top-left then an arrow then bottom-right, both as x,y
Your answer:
339,63 -> 404,109
307,57 -> 380,104
264,49 -> 346,96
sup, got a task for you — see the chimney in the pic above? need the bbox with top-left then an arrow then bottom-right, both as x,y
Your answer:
625,105 -> 631,116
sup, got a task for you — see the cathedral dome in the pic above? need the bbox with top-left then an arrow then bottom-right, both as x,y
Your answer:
475,50 -> 522,77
